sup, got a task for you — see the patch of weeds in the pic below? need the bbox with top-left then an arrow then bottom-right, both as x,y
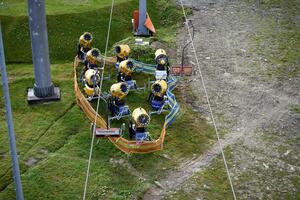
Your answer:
249,0 -> 300,79
165,147 -> 234,200
290,104 -> 300,115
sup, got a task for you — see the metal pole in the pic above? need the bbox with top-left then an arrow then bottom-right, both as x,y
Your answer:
137,0 -> 149,36
28,0 -> 53,97
0,25 -> 24,200
27,0 -> 60,103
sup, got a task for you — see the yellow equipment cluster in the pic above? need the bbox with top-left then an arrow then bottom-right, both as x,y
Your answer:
77,36 -> 173,142
78,33 -> 103,98
77,32 -> 93,61
110,82 -> 129,100
132,107 -> 150,128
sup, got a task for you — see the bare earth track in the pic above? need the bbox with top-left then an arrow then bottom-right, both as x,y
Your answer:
143,0 -> 300,199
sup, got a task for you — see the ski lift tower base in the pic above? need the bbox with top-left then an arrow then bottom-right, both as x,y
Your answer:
27,87 -> 61,105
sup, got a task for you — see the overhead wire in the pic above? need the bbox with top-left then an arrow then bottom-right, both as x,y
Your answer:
179,1 -> 237,199
82,0 -> 115,199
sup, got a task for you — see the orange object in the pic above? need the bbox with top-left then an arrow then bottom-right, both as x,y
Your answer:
132,10 -> 156,34
171,65 -> 193,76
133,10 -> 139,31
145,14 -> 156,34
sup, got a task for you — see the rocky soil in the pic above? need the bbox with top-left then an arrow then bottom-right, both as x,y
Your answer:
143,0 -> 300,199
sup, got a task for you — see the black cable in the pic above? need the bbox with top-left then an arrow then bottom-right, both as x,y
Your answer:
181,20 -> 195,72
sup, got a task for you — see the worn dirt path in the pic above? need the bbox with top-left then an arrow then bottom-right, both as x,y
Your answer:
143,0 -> 299,199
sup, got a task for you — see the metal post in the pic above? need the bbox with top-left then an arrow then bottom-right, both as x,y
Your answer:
137,0 -> 149,36
0,25 -> 24,200
27,0 -> 60,104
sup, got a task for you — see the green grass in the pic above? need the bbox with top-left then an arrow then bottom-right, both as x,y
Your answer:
0,63 -> 80,190
165,147 -> 234,200
0,0 -> 182,63
250,0 -> 300,79
290,104 -> 300,114
0,62 -> 215,199
0,0 -> 129,16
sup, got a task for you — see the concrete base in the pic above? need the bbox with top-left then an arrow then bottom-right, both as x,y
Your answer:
134,32 -> 151,37
27,87 -> 61,104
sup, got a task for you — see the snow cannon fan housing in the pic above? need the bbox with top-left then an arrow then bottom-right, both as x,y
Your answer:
79,32 -> 93,49
154,49 -> 169,80
84,69 -> 100,96
114,45 -> 131,59
110,82 -> 129,100
119,60 -> 134,76
155,49 -> 168,67
86,48 -> 102,66
84,84 -> 99,96
132,107 -> 150,128
85,69 -> 101,86
152,80 -> 168,97
109,82 -> 130,118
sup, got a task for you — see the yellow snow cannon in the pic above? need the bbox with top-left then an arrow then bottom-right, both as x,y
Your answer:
109,82 -> 130,119
155,49 -> 168,66
84,84 -> 99,96
130,107 -> 151,141
79,32 -> 93,49
83,69 -> 101,96
77,32 -> 93,61
118,60 -> 137,90
132,107 -> 150,128
149,80 -> 168,112
119,60 -> 134,76
151,80 -> 168,97
86,48 -> 102,67
84,69 -> 101,86
110,82 -> 129,100
154,49 -> 169,80
114,45 -> 131,60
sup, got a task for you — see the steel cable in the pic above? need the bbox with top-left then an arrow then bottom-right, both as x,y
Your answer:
179,1 -> 237,199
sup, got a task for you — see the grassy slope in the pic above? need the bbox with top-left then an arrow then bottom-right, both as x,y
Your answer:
0,0 -> 136,63
0,0 -> 216,199
0,0 -> 129,16
250,0 -> 300,79
165,147 -> 234,200
0,0 -> 180,63
0,62 -> 215,199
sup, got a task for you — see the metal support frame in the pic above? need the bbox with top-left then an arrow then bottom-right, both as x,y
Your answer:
27,0 -> 60,104
0,25 -> 24,200
137,0 -> 150,36
149,102 -> 170,116
128,81 -> 147,93
108,106 -> 131,127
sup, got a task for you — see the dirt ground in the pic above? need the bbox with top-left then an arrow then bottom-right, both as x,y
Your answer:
143,0 -> 300,199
